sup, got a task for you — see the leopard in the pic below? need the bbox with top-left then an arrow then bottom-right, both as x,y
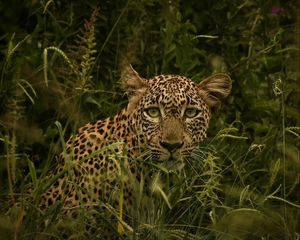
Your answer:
40,66 -> 231,238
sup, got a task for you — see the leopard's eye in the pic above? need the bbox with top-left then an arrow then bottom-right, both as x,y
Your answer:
145,107 -> 160,118
184,108 -> 199,118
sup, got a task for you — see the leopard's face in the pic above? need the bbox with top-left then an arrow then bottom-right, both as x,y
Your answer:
124,69 -> 231,169
130,76 -> 210,168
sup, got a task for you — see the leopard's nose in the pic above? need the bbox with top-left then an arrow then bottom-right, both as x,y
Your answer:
160,140 -> 183,152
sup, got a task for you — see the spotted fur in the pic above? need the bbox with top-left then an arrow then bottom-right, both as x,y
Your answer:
41,66 -> 231,236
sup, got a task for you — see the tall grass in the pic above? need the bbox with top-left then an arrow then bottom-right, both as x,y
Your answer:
0,0 -> 299,239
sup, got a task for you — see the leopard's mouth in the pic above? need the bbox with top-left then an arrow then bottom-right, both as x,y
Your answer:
148,147 -> 185,170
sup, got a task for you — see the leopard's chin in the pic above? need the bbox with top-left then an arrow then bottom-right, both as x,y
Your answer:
164,159 -> 185,171
157,154 -> 185,171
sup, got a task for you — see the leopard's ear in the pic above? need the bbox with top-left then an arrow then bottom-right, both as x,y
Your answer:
121,65 -> 149,112
198,73 -> 232,110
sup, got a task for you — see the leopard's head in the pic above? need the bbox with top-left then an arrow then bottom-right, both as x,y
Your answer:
122,66 -> 231,169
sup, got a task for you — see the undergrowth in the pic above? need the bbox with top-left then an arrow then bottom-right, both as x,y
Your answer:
0,0 -> 299,239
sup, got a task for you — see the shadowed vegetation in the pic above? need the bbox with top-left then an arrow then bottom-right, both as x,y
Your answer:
0,0 -> 299,239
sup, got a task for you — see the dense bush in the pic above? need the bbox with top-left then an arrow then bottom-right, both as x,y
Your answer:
0,0 -> 299,239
